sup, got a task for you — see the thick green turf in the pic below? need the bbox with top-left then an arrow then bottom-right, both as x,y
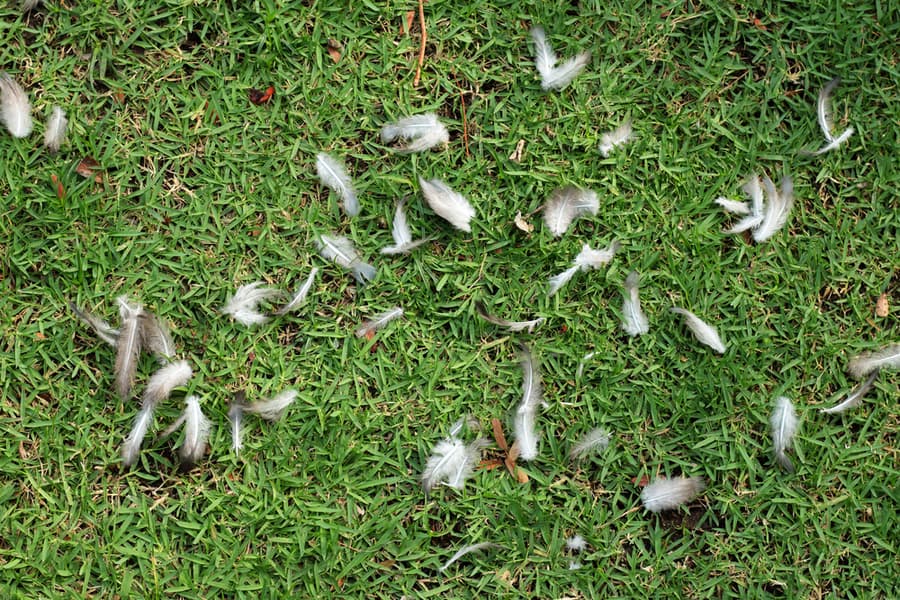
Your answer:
1,1 -> 897,597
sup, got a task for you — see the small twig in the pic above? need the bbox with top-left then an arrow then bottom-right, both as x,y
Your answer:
459,88 -> 470,157
413,0 -> 427,86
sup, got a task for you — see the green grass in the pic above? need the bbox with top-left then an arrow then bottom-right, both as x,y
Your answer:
1,0 -> 898,597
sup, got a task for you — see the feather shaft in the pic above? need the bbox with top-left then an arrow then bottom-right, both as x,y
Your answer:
355,306 -> 404,338
121,404 -> 155,467
514,346 -> 542,461
474,301 -> 543,333
621,271 -> 649,337
438,542 -> 499,573
821,370 -> 879,414
770,396 -> 798,473
274,268 -> 318,315
114,296 -> 144,399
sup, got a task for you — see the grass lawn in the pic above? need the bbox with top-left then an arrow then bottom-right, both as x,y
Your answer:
1,1 -> 897,597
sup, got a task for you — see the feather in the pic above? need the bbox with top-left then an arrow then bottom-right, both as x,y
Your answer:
715,197 -> 750,215
569,427 -> 610,462
114,296 -> 144,399
548,242 -> 619,297
770,396 -> 798,473
243,389 -> 297,422
274,268 -> 318,316
142,360 -> 192,407
222,282 -> 284,326
547,265 -> 580,297
175,395 -> 211,470
355,306 -> 404,338
422,438 -> 467,496
446,438 -> 490,490
670,307 -> 726,354
722,174 -> 767,235
641,476 -> 706,512
847,343 -> 900,379
474,301 -> 544,333
566,535 -> 588,553
381,197 -> 431,255
530,27 -> 590,91
438,542 -> 499,573
418,177 -> 475,232
752,175 -> 793,242
139,312 -> 176,363
0,72 -> 32,138
121,404 -> 155,467
381,113 -> 449,152
228,394 -> 245,454
316,152 -> 359,217
69,302 -> 120,347
542,186 -> 599,237
821,370 -> 879,414
43,106 -> 67,152
809,77 -> 854,155
315,234 -> 376,284
599,119 -> 634,157
22,0 -> 43,11
513,345 -> 542,461
621,271 -> 649,337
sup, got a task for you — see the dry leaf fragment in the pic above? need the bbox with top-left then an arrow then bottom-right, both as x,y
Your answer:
326,39 -> 343,63
509,139 -> 525,162
249,86 -> 275,105
504,441 -> 520,477
50,174 -> 64,199
75,157 -> 103,183
403,10 -> 415,34
516,467 -> 529,483
875,293 -> 889,317
514,211 -> 533,233
491,418 -> 508,451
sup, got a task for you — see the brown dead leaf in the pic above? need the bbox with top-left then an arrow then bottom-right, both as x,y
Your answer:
875,293 -> 889,317
326,39 -> 343,63
248,86 -> 274,105
75,157 -> 103,183
508,139 -> 525,162
504,441 -> 520,478
514,211 -> 533,233
516,467 -> 529,484
404,10 -> 415,34
633,474 -> 650,487
50,174 -> 64,199
491,418 -> 508,451
480,459 -> 504,471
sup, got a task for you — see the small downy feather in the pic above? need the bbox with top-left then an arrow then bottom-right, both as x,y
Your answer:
752,175 -> 793,243
228,393 -> 245,454
474,301 -> 544,333
670,307 -> 726,354
438,542 -> 499,573
222,282 -> 284,326
175,395 -> 211,470
514,345 -> 543,461
43,106 -> 67,152
316,152 -> 359,217
542,186 -> 599,237
847,343 -> 900,379
139,312 -> 176,363
421,435 -> 489,496
715,197 -> 750,215
69,302 -> 120,347
569,428 -> 610,462
243,389 -> 297,422
381,113 -> 449,152
114,296 -> 144,399
530,27 -> 590,91
355,306 -> 404,338
820,371 -> 879,414
381,197 -> 431,255
0,72 -> 32,138
723,175 -> 765,234
316,234 -> 376,284
142,360 -> 192,407
770,396 -> 798,473
418,177 -> 475,232
641,476 -> 706,512
621,271 -> 649,337
548,242 -> 619,297
599,119 -> 634,157
121,404 -> 155,467
566,535 -> 588,553
274,268 -> 319,316
808,77 -> 854,155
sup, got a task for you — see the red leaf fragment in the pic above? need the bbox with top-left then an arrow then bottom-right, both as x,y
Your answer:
249,86 -> 275,105
50,174 -> 64,199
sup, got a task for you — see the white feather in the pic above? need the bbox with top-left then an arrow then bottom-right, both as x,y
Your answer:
715,197 -> 750,215
244,390 -> 297,422
142,360 -> 192,407
139,312 -> 177,363
547,265 -> 579,297
381,197 -> 430,255
566,535 -> 588,553
355,306 -> 404,338
114,296 -> 144,399
548,242 -> 619,297
438,542 -> 499,573
641,476 -> 706,512
810,77 -> 853,154
381,113 -> 449,152
418,177 -> 475,232
43,106 -> 67,152
569,428 -> 610,462
770,396 -> 798,473
530,27 -> 589,91
474,301 -> 544,333
69,302 -> 120,348
0,72 -> 32,138
121,405 -> 155,467
752,175 -> 793,242
542,186 -> 599,237
621,271 -> 649,337
274,268 -> 318,315
670,307 -> 726,354
599,119 -> 634,157
847,343 -> 900,379
821,371 -> 879,414
316,234 -> 376,284
222,282 -> 283,326
228,401 -> 244,454
178,395 -> 211,469
514,346 -> 542,461
316,152 -> 359,217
